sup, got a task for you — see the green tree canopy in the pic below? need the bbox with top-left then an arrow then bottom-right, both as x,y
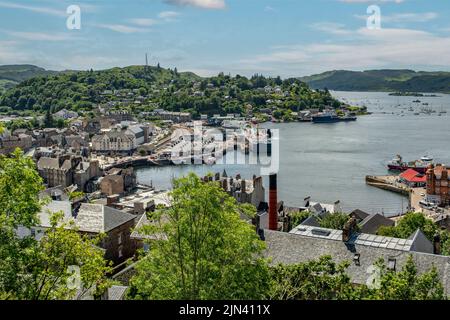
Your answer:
363,256 -> 445,300
0,149 -> 111,300
128,173 -> 270,300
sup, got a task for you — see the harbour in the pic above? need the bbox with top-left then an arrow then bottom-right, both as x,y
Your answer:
136,91 -> 450,216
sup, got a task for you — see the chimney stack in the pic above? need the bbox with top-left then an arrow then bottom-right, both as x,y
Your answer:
269,173 -> 278,231
434,233 -> 441,255
342,217 -> 357,242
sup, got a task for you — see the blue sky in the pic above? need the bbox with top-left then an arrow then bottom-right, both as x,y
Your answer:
1,0 -> 450,77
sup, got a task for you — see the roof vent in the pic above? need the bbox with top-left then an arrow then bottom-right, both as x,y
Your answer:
388,258 -> 396,271
311,228 -> 331,237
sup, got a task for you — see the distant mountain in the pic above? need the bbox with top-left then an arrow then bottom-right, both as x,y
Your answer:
299,70 -> 450,94
0,65 -> 57,93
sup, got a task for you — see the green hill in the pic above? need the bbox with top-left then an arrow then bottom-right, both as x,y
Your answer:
0,65 -> 344,120
0,65 -> 57,93
299,70 -> 450,93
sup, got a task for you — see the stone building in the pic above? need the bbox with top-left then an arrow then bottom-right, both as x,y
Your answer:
37,155 -> 101,190
91,130 -> 137,154
426,164 -> 450,206
202,171 -> 265,209
99,168 -> 137,196
100,175 -> 124,196
37,156 -> 78,188
20,202 -> 138,266
76,203 -> 137,265
154,110 -> 192,123
0,131 -> 32,154
74,160 -> 102,192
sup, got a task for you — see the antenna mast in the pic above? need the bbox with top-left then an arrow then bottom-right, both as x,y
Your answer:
145,53 -> 149,74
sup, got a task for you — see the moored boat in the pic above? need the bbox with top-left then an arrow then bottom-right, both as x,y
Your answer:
312,111 -> 357,123
387,154 -> 433,173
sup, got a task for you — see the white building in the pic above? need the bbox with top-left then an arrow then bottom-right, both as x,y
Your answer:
91,130 -> 137,154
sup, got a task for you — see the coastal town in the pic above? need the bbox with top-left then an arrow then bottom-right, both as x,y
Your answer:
1,90 -> 450,300
2,0 -> 450,307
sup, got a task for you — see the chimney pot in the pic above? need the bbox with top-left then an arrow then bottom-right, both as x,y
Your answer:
269,174 -> 278,231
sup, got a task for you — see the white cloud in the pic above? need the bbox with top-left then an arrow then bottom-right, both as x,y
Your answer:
95,24 -> 150,34
339,0 -> 404,3
239,28 -> 450,76
355,12 -> 438,23
0,1 -> 66,17
311,22 -> 353,35
264,6 -> 276,12
158,11 -> 181,19
129,18 -> 158,27
164,0 -> 226,10
1,30 -> 72,41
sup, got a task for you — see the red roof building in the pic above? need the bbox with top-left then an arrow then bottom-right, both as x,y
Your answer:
399,169 -> 426,187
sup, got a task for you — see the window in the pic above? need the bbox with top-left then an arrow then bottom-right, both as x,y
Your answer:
118,246 -> 123,259
118,232 -> 122,245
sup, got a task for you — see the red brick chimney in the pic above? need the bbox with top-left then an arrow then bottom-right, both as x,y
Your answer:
269,173 -> 278,231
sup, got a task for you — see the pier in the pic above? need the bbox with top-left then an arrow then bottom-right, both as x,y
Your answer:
366,175 -> 450,222
365,175 -> 411,196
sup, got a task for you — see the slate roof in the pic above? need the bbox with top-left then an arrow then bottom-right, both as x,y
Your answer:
38,201 -> 73,228
289,224 -> 430,253
359,213 -> 394,235
350,209 -> 370,222
408,229 -> 434,253
37,157 -> 60,170
300,215 -> 320,227
107,285 -> 128,300
76,203 -> 136,233
263,229 -> 450,294
131,213 -> 168,241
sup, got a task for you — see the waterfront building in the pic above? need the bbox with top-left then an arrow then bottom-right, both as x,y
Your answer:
399,168 -> 426,188
91,130 -> 137,155
426,164 -> 450,206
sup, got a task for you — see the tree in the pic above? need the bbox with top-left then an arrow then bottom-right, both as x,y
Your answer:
128,173 -> 270,300
267,256 -> 357,300
44,108 -> 54,127
377,212 -> 438,240
363,256 -> 445,300
267,255 -> 446,300
319,213 -> 352,230
0,149 -> 111,300
289,211 -> 350,231
25,212 -> 112,300
290,211 -> 312,229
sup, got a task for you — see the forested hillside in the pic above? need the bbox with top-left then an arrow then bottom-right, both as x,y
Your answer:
0,65 -> 344,120
300,70 -> 450,93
